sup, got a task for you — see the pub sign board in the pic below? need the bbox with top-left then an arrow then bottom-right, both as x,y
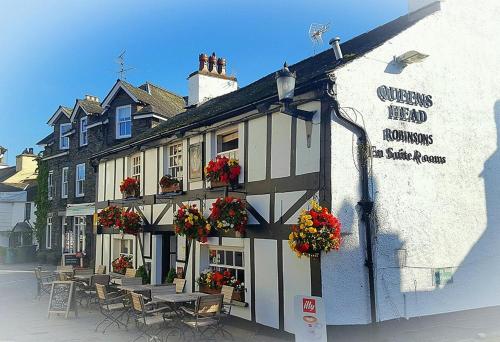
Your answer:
47,281 -> 78,318
294,295 -> 327,342
63,254 -> 80,267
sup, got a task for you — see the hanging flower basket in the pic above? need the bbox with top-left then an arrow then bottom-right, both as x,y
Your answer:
205,156 -> 241,188
174,204 -> 211,243
159,175 -> 182,193
121,211 -> 142,235
98,206 -> 123,229
288,200 -> 342,258
112,255 -> 132,274
120,177 -> 140,198
209,197 -> 247,236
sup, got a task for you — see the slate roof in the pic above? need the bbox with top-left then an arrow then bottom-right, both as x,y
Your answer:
121,81 -> 186,118
61,106 -> 72,117
78,99 -> 103,115
0,182 -> 22,192
0,167 -> 16,182
93,2 -> 440,158
36,132 -> 54,146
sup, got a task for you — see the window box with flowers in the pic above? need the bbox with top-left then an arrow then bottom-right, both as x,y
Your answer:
174,204 -> 211,243
288,200 -> 342,258
197,269 -> 245,302
121,211 -> 142,235
98,206 -> 123,229
159,175 -> 182,194
112,255 -> 133,274
209,197 -> 247,237
205,156 -> 241,188
120,177 -> 140,198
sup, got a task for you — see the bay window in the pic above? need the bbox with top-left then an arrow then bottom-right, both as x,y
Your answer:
116,105 -> 132,138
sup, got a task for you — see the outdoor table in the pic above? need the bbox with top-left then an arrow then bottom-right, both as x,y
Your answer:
73,274 -> 92,282
153,292 -> 209,320
118,284 -> 176,301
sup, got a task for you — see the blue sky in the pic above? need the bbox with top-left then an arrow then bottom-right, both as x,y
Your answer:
0,0 -> 406,163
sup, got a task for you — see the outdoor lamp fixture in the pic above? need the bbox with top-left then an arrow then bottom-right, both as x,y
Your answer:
393,50 -> 429,68
276,62 -> 316,147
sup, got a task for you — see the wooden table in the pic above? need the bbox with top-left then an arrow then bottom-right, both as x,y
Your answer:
153,292 -> 208,303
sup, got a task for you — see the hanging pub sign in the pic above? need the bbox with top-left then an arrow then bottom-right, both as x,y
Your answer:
373,85 -> 446,165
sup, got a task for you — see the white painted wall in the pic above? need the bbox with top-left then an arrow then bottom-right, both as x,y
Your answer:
326,0 -> 500,324
115,158 -> 124,199
144,148 -> 158,196
247,116 -> 267,182
97,162 -> 105,202
254,238 -> 279,329
271,113 -> 291,179
105,160 -> 114,200
296,102 -> 321,175
188,73 -> 237,107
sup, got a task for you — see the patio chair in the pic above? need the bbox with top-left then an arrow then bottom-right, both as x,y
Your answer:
125,268 -> 137,278
96,265 -> 106,274
130,292 -> 178,342
77,274 -> 111,308
173,278 -> 186,293
181,294 -> 223,340
219,285 -> 235,338
34,268 -> 54,299
95,283 -> 130,333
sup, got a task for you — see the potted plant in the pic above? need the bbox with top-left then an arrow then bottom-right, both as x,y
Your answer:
288,200 -> 342,258
159,175 -> 181,193
205,156 -> 241,188
197,269 -> 245,302
209,197 -> 247,237
120,177 -> 140,198
112,255 -> 133,274
173,204 -> 211,243
121,211 -> 142,235
98,206 -> 123,229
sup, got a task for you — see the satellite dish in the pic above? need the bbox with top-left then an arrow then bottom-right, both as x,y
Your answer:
309,22 -> 330,53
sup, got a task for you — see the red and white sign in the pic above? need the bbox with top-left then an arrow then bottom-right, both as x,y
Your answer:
294,295 -> 327,342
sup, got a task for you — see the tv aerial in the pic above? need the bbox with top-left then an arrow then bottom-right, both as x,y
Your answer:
309,22 -> 330,54
117,50 -> 134,80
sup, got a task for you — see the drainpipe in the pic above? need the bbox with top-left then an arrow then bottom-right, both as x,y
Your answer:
330,99 -> 377,324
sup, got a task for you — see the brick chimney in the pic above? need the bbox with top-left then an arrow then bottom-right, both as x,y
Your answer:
187,52 -> 237,107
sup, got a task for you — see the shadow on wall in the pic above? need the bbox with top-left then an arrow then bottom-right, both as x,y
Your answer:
375,100 -> 500,320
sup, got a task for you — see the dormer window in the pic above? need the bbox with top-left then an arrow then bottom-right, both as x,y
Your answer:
80,116 -> 88,146
59,123 -> 71,149
116,105 -> 132,139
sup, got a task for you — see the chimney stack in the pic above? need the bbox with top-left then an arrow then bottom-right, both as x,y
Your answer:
85,94 -> 100,102
329,37 -> 343,61
208,52 -> 217,73
187,52 -> 238,107
15,147 -> 37,172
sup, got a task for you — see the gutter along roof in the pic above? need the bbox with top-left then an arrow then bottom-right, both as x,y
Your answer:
93,2 -> 440,160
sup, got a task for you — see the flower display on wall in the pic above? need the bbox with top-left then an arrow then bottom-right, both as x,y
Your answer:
112,255 -> 133,274
197,269 -> 244,292
209,197 -> 247,235
120,177 -> 140,198
121,211 -> 142,235
205,156 -> 241,186
159,175 -> 181,193
288,200 -> 342,257
173,204 -> 211,243
98,206 -> 123,228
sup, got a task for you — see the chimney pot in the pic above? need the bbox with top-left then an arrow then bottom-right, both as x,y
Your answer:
199,53 -> 209,72
208,52 -> 217,73
329,37 -> 343,61
217,58 -> 226,75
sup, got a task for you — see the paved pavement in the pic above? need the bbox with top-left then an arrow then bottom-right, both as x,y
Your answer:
2,263 -> 500,341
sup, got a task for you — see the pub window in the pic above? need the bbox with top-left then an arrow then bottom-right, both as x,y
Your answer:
63,217 -> 74,254
216,130 -> 238,160
208,246 -> 245,283
74,216 -> 86,252
130,154 -> 141,184
167,142 -> 183,180
120,239 -> 133,256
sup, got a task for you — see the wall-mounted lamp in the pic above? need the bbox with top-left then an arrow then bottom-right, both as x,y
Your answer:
395,248 -> 407,268
275,62 -> 316,147
393,50 -> 429,68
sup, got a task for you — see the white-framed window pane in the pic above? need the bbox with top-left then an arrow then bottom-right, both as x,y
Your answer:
48,171 -> 54,199
46,217 -> 52,249
217,130 -> 239,160
61,167 -> 68,198
116,106 -> 131,138
80,117 -> 88,146
76,164 -> 85,196
168,142 -> 183,179
74,216 -> 86,252
208,246 -> 245,283
60,123 -> 71,149
131,154 -> 141,183
63,217 -> 74,253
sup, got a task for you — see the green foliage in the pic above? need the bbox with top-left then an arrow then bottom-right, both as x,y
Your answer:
33,159 -> 49,245
136,265 -> 150,284
166,268 -> 176,284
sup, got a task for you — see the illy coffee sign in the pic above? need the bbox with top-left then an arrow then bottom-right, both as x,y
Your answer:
294,295 -> 327,342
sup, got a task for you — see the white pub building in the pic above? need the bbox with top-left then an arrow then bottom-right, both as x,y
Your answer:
92,0 -> 500,332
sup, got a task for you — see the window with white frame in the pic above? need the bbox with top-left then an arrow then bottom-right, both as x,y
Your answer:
80,116 -> 88,146
48,171 -> 54,199
216,130 -> 239,160
120,239 -> 133,256
75,163 -> 85,197
209,246 -> 245,283
131,154 -> 141,184
74,216 -> 86,252
59,123 -> 71,149
46,217 -> 52,249
63,217 -> 74,254
167,142 -> 183,180
116,105 -> 132,138
61,167 -> 68,198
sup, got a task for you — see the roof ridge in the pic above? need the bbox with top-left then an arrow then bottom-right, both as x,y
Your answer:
145,81 -> 185,100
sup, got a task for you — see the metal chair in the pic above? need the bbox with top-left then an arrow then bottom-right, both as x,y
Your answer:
124,268 -> 137,278
173,278 -> 186,293
181,294 -> 224,340
95,283 -> 130,333
78,274 -> 111,308
96,265 -> 106,274
130,292 -> 177,341
34,268 -> 54,299
219,285 -> 235,339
